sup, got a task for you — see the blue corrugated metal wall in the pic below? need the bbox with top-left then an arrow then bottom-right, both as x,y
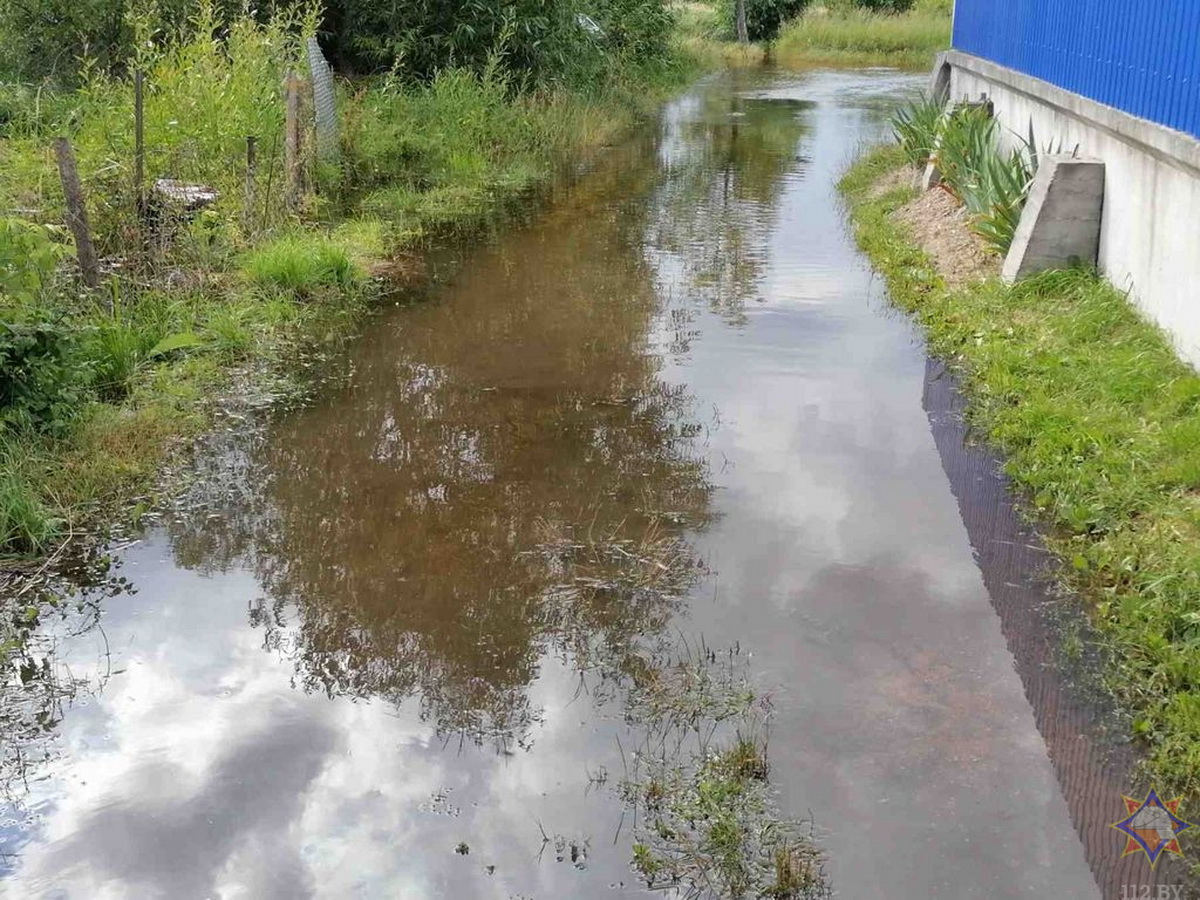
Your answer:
952,0 -> 1200,139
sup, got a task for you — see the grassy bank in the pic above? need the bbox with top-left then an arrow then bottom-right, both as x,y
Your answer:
776,0 -> 950,69
672,2 -> 769,67
0,17 -> 695,580
841,145 -> 1200,796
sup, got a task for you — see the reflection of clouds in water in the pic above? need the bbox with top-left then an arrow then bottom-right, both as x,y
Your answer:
4,556 -> 633,899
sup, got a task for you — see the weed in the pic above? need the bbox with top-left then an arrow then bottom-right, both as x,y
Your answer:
621,642 -> 829,898
242,234 -> 359,296
0,470 -> 57,555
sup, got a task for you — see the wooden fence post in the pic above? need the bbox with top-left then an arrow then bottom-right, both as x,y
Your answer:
284,70 -> 302,209
244,135 -> 258,233
134,70 -> 145,217
53,137 -> 99,289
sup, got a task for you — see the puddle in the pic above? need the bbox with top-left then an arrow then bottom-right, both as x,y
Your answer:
0,69 -> 1136,898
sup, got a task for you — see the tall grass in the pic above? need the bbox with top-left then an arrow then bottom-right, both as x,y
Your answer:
242,234 -> 359,295
0,1 -> 312,252
775,0 -> 950,69
342,64 -> 662,236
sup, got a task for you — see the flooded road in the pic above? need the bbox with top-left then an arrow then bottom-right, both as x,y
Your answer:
2,70 -> 1108,898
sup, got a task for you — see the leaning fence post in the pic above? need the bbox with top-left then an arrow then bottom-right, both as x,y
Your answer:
284,70 -> 302,209
53,137 -> 99,289
244,135 -> 258,233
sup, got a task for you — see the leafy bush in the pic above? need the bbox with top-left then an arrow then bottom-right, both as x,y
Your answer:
589,0 -> 676,62
717,0 -> 812,42
0,0 -> 199,83
325,0 -> 583,81
0,317 -> 85,435
0,218 -> 66,303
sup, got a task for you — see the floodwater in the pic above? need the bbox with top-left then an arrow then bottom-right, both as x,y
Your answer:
1,69 -> 1136,898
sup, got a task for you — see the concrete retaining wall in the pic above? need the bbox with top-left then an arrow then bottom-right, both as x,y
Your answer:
933,50 -> 1200,368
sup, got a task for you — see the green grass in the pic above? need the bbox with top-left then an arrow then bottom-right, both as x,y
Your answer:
242,234 -> 359,295
841,144 -> 1200,797
0,469 -> 57,553
776,1 -> 951,69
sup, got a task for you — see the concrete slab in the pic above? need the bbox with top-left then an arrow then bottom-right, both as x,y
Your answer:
1003,156 -> 1105,283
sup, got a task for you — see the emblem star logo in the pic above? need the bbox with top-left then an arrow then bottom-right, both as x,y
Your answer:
1111,789 -> 1194,868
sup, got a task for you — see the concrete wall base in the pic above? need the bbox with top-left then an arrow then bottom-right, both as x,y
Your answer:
1002,157 -> 1105,283
937,50 -> 1200,368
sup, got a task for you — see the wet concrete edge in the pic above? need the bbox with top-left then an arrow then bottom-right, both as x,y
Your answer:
921,356 -> 1194,897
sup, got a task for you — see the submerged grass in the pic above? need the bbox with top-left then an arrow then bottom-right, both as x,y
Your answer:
621,641 -> 829,899
776,1 -> 950,70
841,144 -> 1200,797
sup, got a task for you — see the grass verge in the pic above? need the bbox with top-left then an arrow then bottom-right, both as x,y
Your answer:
776,1 -> 950,70
841,144 -> 1200,797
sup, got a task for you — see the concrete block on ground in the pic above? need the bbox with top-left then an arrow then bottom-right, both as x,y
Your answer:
1002,156 -> 1105,283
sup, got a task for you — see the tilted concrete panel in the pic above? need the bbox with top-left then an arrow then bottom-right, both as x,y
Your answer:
1002,157 -> 1105,283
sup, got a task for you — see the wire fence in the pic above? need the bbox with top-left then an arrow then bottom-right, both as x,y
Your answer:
2,41 -> 341,272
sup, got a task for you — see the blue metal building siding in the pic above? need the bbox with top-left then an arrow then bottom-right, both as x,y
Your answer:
952,0 -> 1200,139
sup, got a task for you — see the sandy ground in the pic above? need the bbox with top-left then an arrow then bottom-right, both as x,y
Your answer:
892,183 -> 1000,288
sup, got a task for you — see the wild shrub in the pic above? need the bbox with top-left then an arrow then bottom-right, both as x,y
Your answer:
589,0 -> 676,63
0,317 -> 85,436
0,0 -> 195,82
0,3 -> 311,255
717,0 -> 811,41
324,0 -> 585,81
0,218 -> 66,302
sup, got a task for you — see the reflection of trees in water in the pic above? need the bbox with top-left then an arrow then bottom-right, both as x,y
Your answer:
0,560 -> 124,805
167,147 -> 715,748
653,76 -> 812,325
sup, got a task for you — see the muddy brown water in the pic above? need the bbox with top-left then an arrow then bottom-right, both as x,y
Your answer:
0,69 -> 1171,898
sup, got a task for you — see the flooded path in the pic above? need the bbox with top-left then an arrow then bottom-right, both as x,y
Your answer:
2,70 -> 1109,898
